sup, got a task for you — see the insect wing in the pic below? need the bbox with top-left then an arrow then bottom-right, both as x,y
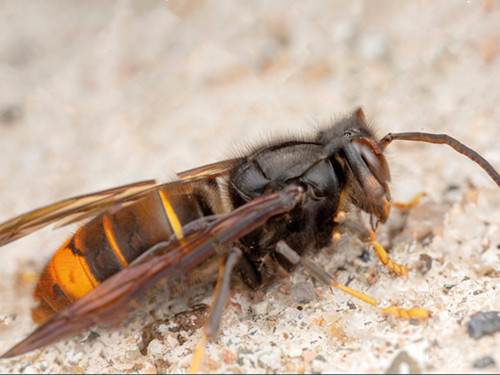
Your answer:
55,159 -> 240,228
177,158 -> 241,181
0,159 -> 239,247
0,186 -> 303,359
0,180 -> 159,247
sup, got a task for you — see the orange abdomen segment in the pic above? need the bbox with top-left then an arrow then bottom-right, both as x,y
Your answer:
31,186 -> 207,324
32,236 -> 97,323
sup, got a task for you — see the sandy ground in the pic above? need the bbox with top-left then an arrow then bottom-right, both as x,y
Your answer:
1,1 -> 500,373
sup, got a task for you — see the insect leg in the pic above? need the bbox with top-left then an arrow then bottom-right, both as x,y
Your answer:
190,247 -> 242,374
276,241 -> 375,306
275,241 -> 430,320
335,212 -> 408,276
392,192 -> 426,210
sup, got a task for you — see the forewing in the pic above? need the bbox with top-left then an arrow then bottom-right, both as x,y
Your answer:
0,180 -> 159,247
0,159 -> 240,247
0,186 -> 302,359
177,158 -> 241,181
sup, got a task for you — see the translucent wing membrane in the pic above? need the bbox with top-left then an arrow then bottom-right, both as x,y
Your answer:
0,159 -> 240,247
177,158 -> 241,181
0,180 -> 158,247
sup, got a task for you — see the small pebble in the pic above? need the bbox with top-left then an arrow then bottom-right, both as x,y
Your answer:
359,249 -> 370,262
416,254 -> 433,274
467,311 -> 500,339
473,356 -> 495,369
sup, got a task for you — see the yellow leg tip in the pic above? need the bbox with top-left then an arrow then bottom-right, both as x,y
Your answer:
371,240 -> 409,276
189,336 -> 208,374
393,192 -> 427,209
382,306 -> 431,320
386,260 -> 409,276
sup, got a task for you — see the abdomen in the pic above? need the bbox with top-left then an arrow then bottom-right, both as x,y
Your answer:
32,183 -> 219,323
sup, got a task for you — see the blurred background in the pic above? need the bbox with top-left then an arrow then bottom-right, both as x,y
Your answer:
1,1 -> 499,373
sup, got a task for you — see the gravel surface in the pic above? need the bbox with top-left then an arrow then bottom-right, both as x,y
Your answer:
1,1 -> 500,373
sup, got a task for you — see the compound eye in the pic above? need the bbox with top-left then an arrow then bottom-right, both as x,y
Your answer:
352,138 -> 391,184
